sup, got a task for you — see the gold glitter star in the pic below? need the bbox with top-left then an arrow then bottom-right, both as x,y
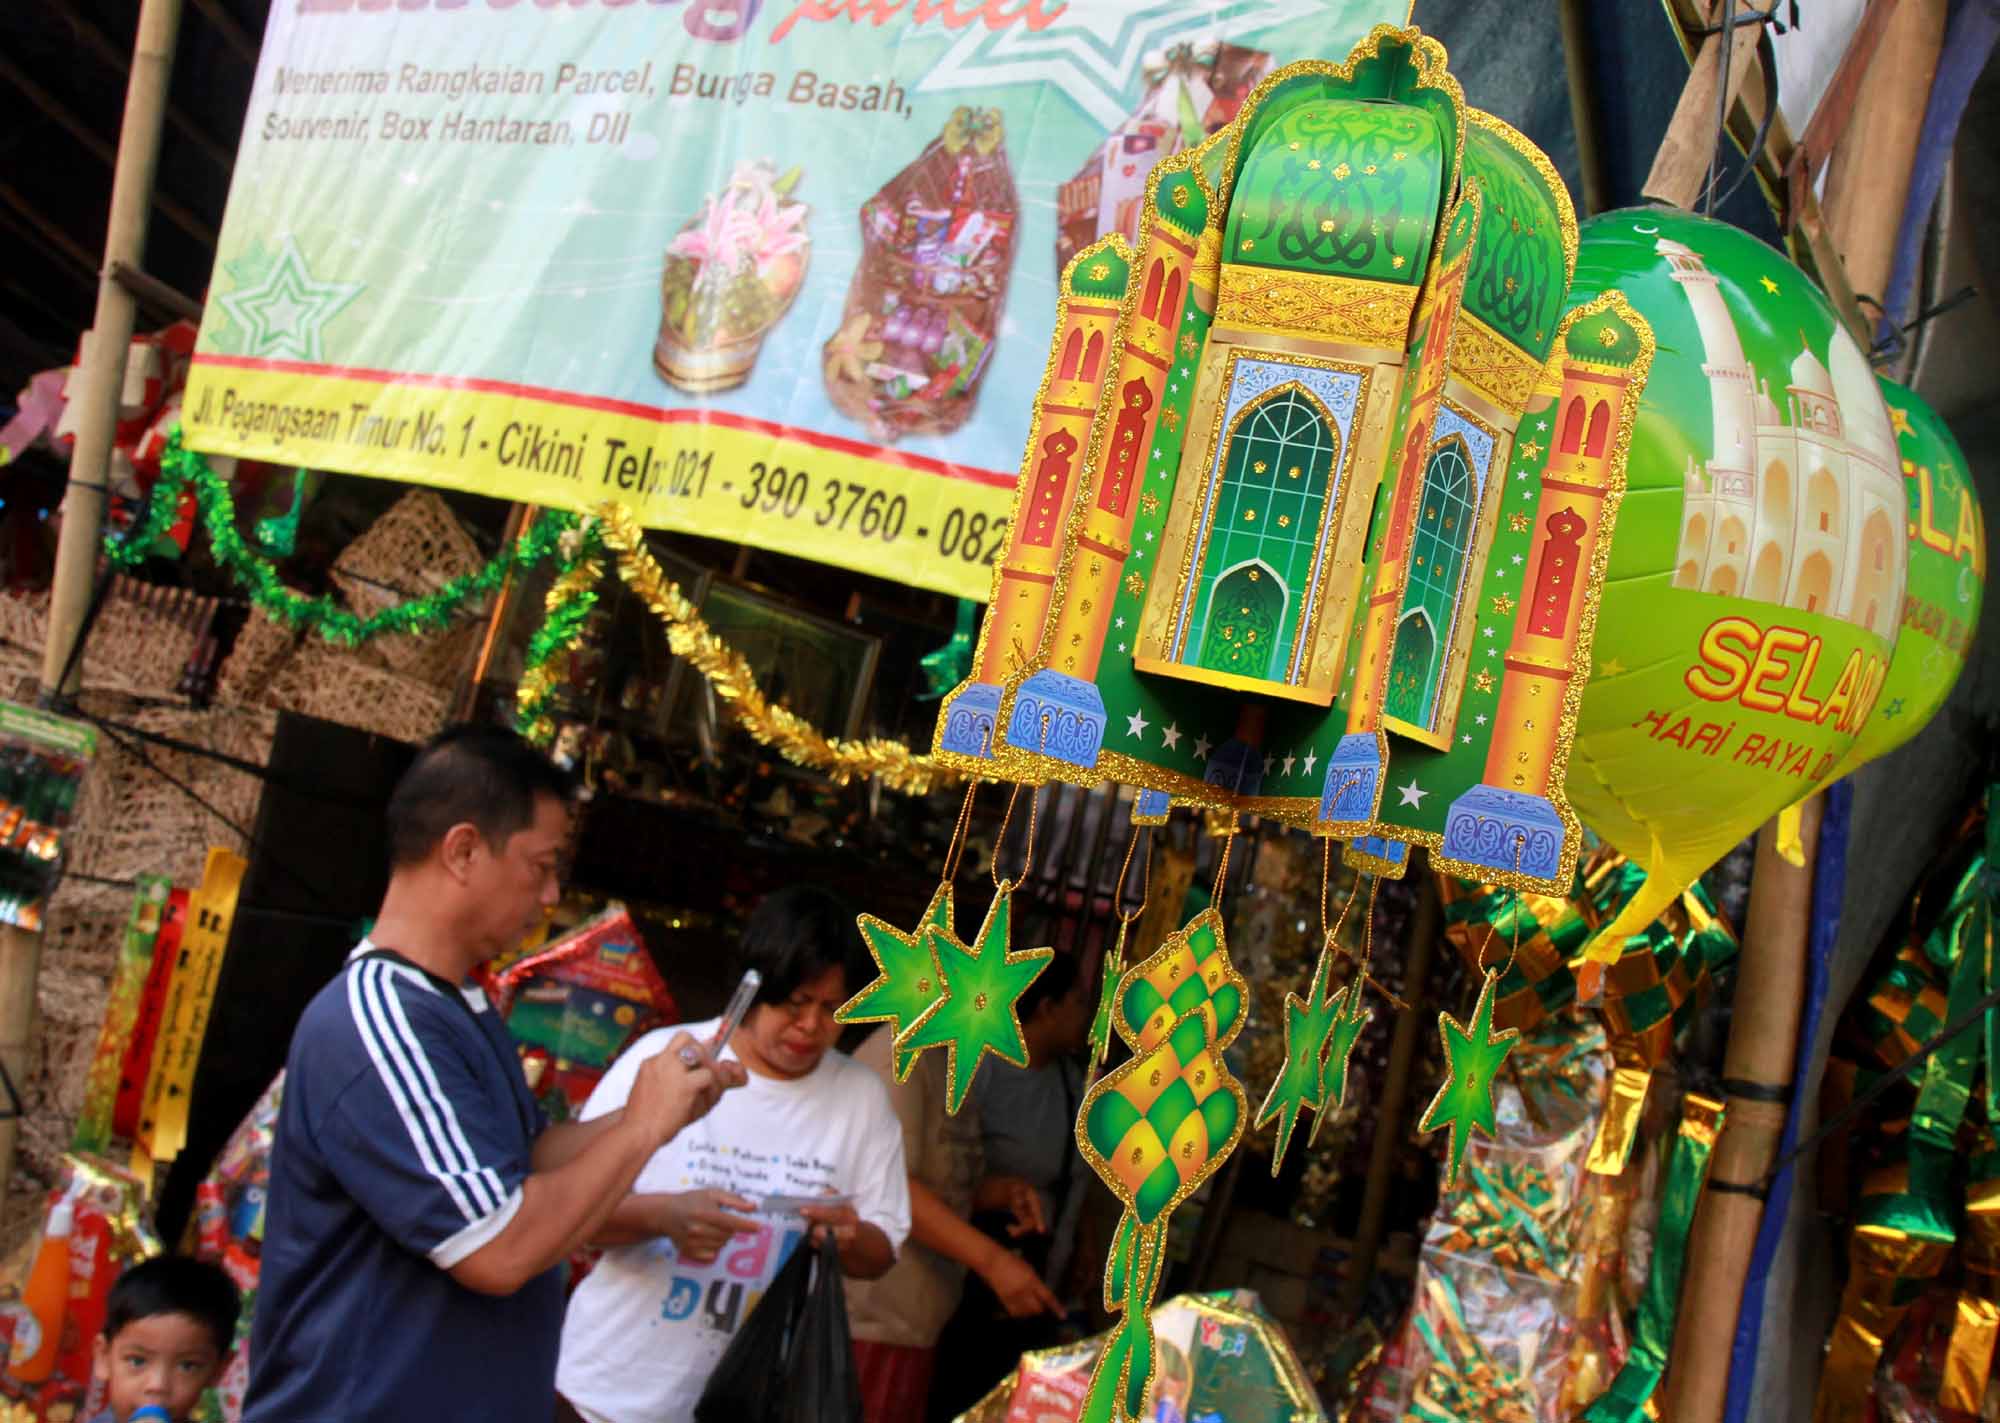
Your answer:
1759,275 -> 1779,294
1473,670 -> 1495,694
1889,406 -> 1915,439
1598,326 -> 1619,349
1162,407 -> 1181,432
1179,333 -> 1198,357
1171,186 -> 1189,209
1244,508 -> 1257,522
1508,512 -> 1531,534
1519,440 -> 1542,461
1504,276 -> 1517,294
1253,461 -> 1267,474
1308,159 -> 1322,170
1491,594 -> 1515,615
1364,163 -> 1378,175
1139,491 -> 1160,516
1334,162 -> 1351,180
1240,239 -> 1254,253
1392,255 -> 1406,269
1124,572 -> 1145,596
1320,219 -> 1335,233
1278,514 -> 1291,527
1599,657 -> 1627,677
1089,262 -> 1110,282
1289,466 -> 1301,479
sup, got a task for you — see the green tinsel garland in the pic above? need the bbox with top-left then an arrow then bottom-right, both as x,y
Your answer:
513,521 -> 605,744
110,429 -> 577,647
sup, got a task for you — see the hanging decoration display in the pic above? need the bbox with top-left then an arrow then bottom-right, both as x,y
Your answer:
1813,791 -> 1998,1423
1418,966 -> 1522,1192
1076,904 -> 1248,1423
512,522 -> 606,747
0,703 -> 96,933
840,884 -> 957,1080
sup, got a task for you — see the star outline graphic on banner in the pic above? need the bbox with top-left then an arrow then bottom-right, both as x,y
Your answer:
915,0 -> 1329,130
215,235 -> 363,364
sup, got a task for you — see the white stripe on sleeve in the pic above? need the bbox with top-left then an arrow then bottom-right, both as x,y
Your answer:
347,962 -> 480,1224
375,962 -> 509,1214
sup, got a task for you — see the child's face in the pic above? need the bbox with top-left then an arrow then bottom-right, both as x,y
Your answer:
92,1312 -> 223,1422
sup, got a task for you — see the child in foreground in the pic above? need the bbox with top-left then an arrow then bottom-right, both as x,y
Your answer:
88,1256 -> 240,1423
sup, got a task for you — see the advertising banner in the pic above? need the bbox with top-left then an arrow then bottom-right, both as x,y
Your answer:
183,0 -> 1407,598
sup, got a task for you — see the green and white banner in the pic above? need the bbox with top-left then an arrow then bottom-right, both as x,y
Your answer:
185,0 -> 1407,597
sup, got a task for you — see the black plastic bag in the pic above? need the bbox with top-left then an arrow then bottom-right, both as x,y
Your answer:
694,1233 -> 861,1423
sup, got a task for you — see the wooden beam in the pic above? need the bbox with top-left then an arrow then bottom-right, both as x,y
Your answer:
1788,0 -> 1906,196
1642,1 -> 1765,208
110,260 -> 203,323
62,10 -> 238,175
186,0 -> 260,67
1558,0 -> 1611,216
0,55 -> 218,248
1822,0 -> 1945,306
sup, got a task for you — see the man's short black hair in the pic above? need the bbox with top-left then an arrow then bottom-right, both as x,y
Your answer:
385,725 -> 579,868
741,885 -> 865,1005
103,1255 -> 241,1355
1018,941 -> 1084,1021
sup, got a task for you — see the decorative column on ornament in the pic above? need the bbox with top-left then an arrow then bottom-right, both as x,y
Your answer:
1009,170 -> 1205,769
1324,196 -> 1480,846
1442,298 -> 1646,879
940,241 -> 1130,758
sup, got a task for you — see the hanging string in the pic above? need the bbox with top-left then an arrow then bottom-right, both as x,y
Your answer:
991,776 -> 1042,890
1474,833 -> 1531,980
938,780 -> 979,887
1210,818 -> 1238,903
1318,832 -> 1408,1012
1113,821 -> 1152,925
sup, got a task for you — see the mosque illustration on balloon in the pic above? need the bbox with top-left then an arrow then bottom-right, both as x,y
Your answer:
1657,235 -> 1906,636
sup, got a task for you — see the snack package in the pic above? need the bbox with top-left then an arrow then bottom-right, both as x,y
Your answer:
492,906 -> 679,1119
969,1291 -> 1322,1423
823,108 -> 1018,440
1054,41 -> 1273,272
72,876 -> 171,1155
190,1073 -> 284,1423
0,705 -> 95,933
655,160 -> 809,394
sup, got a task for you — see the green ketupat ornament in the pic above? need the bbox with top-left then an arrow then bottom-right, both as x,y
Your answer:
1417,968 -> 1520,1189
838,884 -> 956,1080
894,883 -> 1054,1114
1078,908 -> 1248,1423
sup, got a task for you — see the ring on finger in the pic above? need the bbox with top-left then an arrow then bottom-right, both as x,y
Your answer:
678,1045 -> 702,1068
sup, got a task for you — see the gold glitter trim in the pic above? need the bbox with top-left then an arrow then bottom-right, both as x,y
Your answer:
1466,107 -> 1579,289
1214,265 -> 1419,349
1450,311 -> 1546,415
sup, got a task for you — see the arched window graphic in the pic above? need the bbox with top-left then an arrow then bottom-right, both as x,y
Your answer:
1584,401 -> 1611,458
1199,562 -> 1287,679
1677,513 -> 1710,588
1761,458 -> 1792,536
1749,542 -> 1785,604
1141,260 -> 1164,320
1095,379 -> 1154,517
1559,397 -> 1587,454
1186,386 -> 1339,685
1853,511 -> 1898,638
1806,468 -> 1840,536
1678,559 -> 1699,586
1159,270 -> 1184,330
1384,437 -> 1476,727
1796,551 -> 1832,614
1058,330 -> 1082,381
1708,565 -> 1739,597
1023,430 -> 1078,548
1530,507 -> 1586,637
1081,331 -> 1105,383
1720,516 -> 1746,557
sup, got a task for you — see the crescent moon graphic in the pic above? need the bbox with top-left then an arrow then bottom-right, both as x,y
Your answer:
1632,223 -> 1661,235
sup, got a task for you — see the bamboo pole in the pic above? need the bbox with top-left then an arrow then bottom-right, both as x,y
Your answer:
1339,865 -> 1441,1317
1662,796 -> 1825,1423
0,0 -> 184,1205
1641,1 -> 1764,209
1558,0 -> 1610,217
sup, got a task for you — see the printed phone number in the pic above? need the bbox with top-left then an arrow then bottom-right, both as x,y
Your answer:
660,450 -> 1009,566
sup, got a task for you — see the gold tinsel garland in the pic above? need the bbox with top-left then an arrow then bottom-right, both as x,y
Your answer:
584,504 -> 957,796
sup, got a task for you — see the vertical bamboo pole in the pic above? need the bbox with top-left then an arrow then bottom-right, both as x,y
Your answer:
1662,796 -> 1825,1423
1339,866 -> 1441,1317
0,0 -> 185,1203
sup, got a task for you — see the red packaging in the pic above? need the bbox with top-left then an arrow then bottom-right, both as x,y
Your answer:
114,889 -> 187,1140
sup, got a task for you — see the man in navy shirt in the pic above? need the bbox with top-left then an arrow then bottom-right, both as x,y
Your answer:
245,726 -> 744,1422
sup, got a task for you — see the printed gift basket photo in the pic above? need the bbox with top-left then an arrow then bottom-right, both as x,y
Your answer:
655,160 -> 810,394
822,106 -> 1018,441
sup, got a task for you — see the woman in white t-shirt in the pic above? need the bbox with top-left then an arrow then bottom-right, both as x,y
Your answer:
555,888 -> 912,1423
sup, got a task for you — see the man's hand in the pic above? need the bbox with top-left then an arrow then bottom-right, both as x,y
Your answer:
800,1199 -> 862,1254
800,1200 -> 896,1279
624,1031 -> 747,1148
656,1188 -> 761,1265
974,1175 -> 1048,1238
978,1242 -> 1062,1319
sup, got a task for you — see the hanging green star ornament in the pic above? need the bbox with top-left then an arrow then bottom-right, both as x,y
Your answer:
1256,944 -> 1340,1173
837,885 -> 955,1081
1308,979 -> 1372,1149
894,881 -> 1053,1114
1417,969 -> 1521,1189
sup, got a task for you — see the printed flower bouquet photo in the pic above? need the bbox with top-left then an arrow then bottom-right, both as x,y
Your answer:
655,160 -> 809,394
